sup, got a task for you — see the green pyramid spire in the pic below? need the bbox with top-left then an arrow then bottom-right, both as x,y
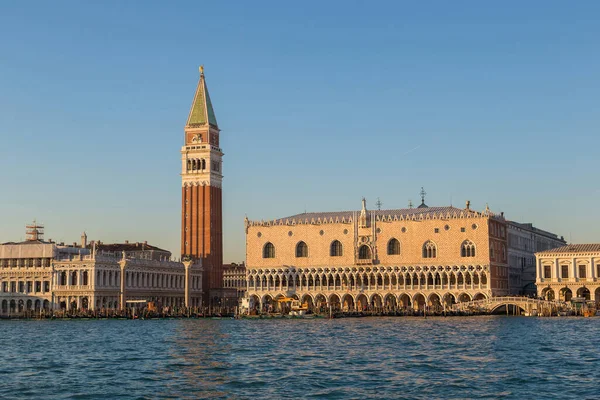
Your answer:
186,66 -> 218,128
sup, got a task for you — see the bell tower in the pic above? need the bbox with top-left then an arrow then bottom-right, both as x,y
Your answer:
181,66 -> 224,305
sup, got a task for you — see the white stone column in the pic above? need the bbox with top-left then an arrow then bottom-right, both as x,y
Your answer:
183,260 -> 192,308
119,260 -> 127,310
590,257 -> 595,280
572,257 -> 577,281
554,259 -> 560,281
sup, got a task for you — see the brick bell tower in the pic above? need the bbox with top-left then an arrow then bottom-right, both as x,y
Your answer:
181,66 -> 224,305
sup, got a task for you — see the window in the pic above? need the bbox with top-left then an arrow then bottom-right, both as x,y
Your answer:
422,241 -> 437,258
263,242 -> 275,258
561,265 -> 569,279
330,240 -> 343,257
296,241 -> 308,258
387,238 -> 401,255
358,245 -> 371,260
579,265 -> 587,279
543,265 -> 551,279
461,240 -> 476,257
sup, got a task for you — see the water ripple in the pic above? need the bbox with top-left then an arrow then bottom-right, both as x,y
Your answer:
0,317 -> 599,399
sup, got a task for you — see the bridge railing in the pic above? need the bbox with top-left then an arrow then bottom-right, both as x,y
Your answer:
452,296 -> 566,310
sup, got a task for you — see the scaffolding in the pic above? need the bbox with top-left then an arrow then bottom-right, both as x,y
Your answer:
26,220 -> 44,241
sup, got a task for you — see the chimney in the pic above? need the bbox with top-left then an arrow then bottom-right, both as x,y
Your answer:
81,232 -> 87,248
143,241 -> 147,245
465,200 -> 471,210
125,240 -> 129,244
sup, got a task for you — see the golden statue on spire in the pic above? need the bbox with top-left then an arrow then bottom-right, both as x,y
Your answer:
199,65 -> 204,74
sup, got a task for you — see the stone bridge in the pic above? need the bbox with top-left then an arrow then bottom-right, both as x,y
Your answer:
452,296 -> 564,314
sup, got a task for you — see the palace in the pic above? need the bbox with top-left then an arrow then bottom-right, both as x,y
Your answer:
536,244 -> 600,303
181,67 -> 224,305
244,197 -> 509,312
0,223 -> 202,314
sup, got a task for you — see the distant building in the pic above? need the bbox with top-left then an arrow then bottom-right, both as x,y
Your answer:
507,222 -> 566,295
0,222 -> 81,313
536,244 -> 600,303
223,262 -> 246,299
0,223 -> 202,314
245,196 -> 510,313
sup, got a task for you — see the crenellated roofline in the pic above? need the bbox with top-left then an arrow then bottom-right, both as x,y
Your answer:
245,205 -> 504,229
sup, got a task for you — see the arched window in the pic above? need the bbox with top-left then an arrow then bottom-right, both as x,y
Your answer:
330,240 -> 343,257
422,241 -> 437,258
60,271 -> 67,286
387,238 -> 401,255
461,240 -> 476,257
358,245 -> 371,260
263,242 -> 275,258
296,241 -> 308,258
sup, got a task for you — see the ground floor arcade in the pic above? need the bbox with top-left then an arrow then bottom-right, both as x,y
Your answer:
247,289 -> 490,314
0,295 -> 52,314
539,284 -> 600,303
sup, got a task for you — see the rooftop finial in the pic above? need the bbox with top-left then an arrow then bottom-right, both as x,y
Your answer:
408,200 -> 413,209
417,187 -> 428,208
199,65 -> 204,75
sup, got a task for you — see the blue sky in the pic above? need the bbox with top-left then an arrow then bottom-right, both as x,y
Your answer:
1,1 -> 598,261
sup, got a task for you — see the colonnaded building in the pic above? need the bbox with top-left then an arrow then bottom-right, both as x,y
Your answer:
536,244 -> 600,303
245,197 -> 510,312
223,262 -> 247,300
0,223 -> 202,314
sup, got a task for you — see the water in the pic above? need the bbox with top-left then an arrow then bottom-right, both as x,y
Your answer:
1,317 -> 599,399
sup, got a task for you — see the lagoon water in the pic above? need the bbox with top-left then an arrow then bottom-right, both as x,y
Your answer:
1,317 -> 599,399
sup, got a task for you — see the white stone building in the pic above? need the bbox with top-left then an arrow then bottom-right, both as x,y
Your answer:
223,262 -> 246,299
536,244 -> 600,302
0,223 -> 203,314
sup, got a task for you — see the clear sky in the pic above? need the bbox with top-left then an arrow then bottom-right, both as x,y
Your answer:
1,1 -> 598,261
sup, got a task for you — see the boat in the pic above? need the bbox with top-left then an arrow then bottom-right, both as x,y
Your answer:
288,299 -> 310,317
583,301 -> 597,318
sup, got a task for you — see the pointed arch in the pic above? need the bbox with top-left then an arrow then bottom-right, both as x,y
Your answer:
330,240 -> 343,257
461,240 -> 476,257
422,240 -> 437,258
387,238 -> 401,255
263,242 -> 275,258
295,241 -> 308,258
358,245 -> 371,260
